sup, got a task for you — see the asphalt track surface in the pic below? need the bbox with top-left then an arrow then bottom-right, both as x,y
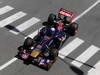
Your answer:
0,0 -> 100,75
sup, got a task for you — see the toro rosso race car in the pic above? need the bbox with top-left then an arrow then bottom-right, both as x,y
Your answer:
17,8 -> 79,70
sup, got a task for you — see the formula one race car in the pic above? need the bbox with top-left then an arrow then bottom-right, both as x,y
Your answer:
17,8 -> 79,70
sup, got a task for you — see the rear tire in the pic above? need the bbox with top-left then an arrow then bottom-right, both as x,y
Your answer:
68,22 -> 79,36
48,13 -> 56,23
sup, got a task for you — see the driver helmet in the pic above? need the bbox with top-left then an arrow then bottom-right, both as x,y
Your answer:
51,27 -> 55,32
47,27 -> 55,36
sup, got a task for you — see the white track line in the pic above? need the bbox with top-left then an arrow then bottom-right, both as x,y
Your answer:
58,38 -> 84,58
71,45 -> 100,68
0,58 -> 17,70
25,27 -> 43,39
25,30 -> 38,38
9,17 -> 40,35
0,0 -> 100,71
0,5 -> 14,15
0,11 -> 27,27
87,60 -> 100,75
73,0 -> 100,22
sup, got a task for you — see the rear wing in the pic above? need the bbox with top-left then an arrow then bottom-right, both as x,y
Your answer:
58,8 -> 74,24
59,8 -> 73,17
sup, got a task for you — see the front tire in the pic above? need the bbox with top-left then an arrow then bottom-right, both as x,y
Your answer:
23,37 -> 34,48
49,49 -> 58,60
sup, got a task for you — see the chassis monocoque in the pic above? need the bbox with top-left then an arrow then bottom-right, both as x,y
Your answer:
17,8 -> 79,70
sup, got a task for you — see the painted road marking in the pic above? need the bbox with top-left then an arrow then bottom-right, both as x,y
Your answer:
0,58 -> 17,70
0,11 -> 27,27
25,27 -> 43,38
0,0 -> 100,70
59,38 -> 84,58
9,17 -> 40,35
87,60 -> 100,75
71,45 -> 100,68
0,5 -> 14,15
73,0 -> 100,22
25,30 -> 38,38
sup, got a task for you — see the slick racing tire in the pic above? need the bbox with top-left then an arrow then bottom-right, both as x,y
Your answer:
68,22 -> 79,36
23,37 -> 34,48
48,13 -> 56,23
49,49 -> 58,60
